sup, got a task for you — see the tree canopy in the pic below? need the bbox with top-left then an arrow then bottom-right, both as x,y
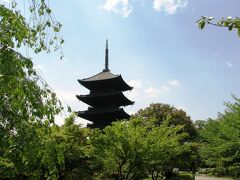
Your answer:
199,96 -> 240,178
90,118 -> 187,179
134,103 -> 197,141
0,0 -> 64,178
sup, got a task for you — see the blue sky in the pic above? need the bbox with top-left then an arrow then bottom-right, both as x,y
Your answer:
3,0 -> 240,125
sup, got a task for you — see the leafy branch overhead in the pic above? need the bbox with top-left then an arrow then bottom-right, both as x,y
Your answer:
0,0 -> 64,57
0,1 -> 65,178
197,16 -> 240,37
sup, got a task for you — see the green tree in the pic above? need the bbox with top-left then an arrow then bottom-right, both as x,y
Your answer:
194,120 -> 207,130
90,118 -> 187,180
28,114 -> 95,180
0,48 -> 63,179
134,103 -> 198,178
199,96 -> 240,178
134,103 -> 197,141
56,114 -> 95,180
0,0 -> 64,178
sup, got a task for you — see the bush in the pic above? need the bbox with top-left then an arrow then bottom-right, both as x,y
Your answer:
169,172 -> 193,180
229,165 -> 240,178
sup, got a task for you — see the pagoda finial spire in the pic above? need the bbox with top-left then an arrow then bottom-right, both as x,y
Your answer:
104,39 -> 109,72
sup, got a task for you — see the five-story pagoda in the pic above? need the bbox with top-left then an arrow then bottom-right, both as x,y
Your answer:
77,40 -> 134,129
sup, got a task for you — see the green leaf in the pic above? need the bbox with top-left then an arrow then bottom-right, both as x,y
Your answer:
228,24 -> 233,31
67,106 -> 72,113
199,21 -> 206,30
238,29 -> 240,37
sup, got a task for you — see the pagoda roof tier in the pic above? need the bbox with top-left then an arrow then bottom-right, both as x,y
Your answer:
76,91 -> 134,107
77,108 -> 130,122
78,71 -> 133,92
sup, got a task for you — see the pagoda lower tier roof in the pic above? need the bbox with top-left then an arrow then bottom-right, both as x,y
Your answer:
77,107 -> 130,122
78,71 -> 133,92
76,91 -> 134,107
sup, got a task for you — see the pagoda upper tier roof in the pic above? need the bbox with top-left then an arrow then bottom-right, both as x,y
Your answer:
77,107 -> 130,122
78,70 -> 133,91
81,70 -> 117,81
76,91 -> 134,107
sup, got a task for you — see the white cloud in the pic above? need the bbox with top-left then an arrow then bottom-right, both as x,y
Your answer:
144,79 -> 180,98
144,86 -> 170,98
226,61 -> 233,68
54,90 -> 92,126
126,89 -> 140,101
126,80 -> 142,101
168,79 -> 180,86
128,79 -> 142,89
153,0 -> 188,14
176,105 -> 187,111
56,90 -> 78,104
161,85 -> 170,91
75,116 -> 90,127
54,114 -> 90,127
100,0 -> 187,17
0,0 -> 10,3
145,87 -> 161,98
33,64 -> 43,71
99,0 -> 132,17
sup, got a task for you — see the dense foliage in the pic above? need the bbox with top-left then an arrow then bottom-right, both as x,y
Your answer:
0,0 -> 64,178
134,103 -> 197,141
0,48 -> 62,178
45,114 -> 94,180
90,118 -> 187,179
199,96 -> 240,178
134,103 -> 200,177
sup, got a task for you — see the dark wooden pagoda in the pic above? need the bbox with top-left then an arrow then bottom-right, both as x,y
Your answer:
77,40 -> 134,129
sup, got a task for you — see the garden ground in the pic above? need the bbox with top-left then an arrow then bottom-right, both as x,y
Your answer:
195,175 -> 232,180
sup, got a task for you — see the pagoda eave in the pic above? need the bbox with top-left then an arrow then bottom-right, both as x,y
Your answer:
77,108 -> 130,122
76,91 -> 134,107
78,74 -> 132,92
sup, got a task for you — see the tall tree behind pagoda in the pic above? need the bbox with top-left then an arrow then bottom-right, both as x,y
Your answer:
0,1 -> 64,178
134,103 -> 197,140
133,103 -> 199,177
